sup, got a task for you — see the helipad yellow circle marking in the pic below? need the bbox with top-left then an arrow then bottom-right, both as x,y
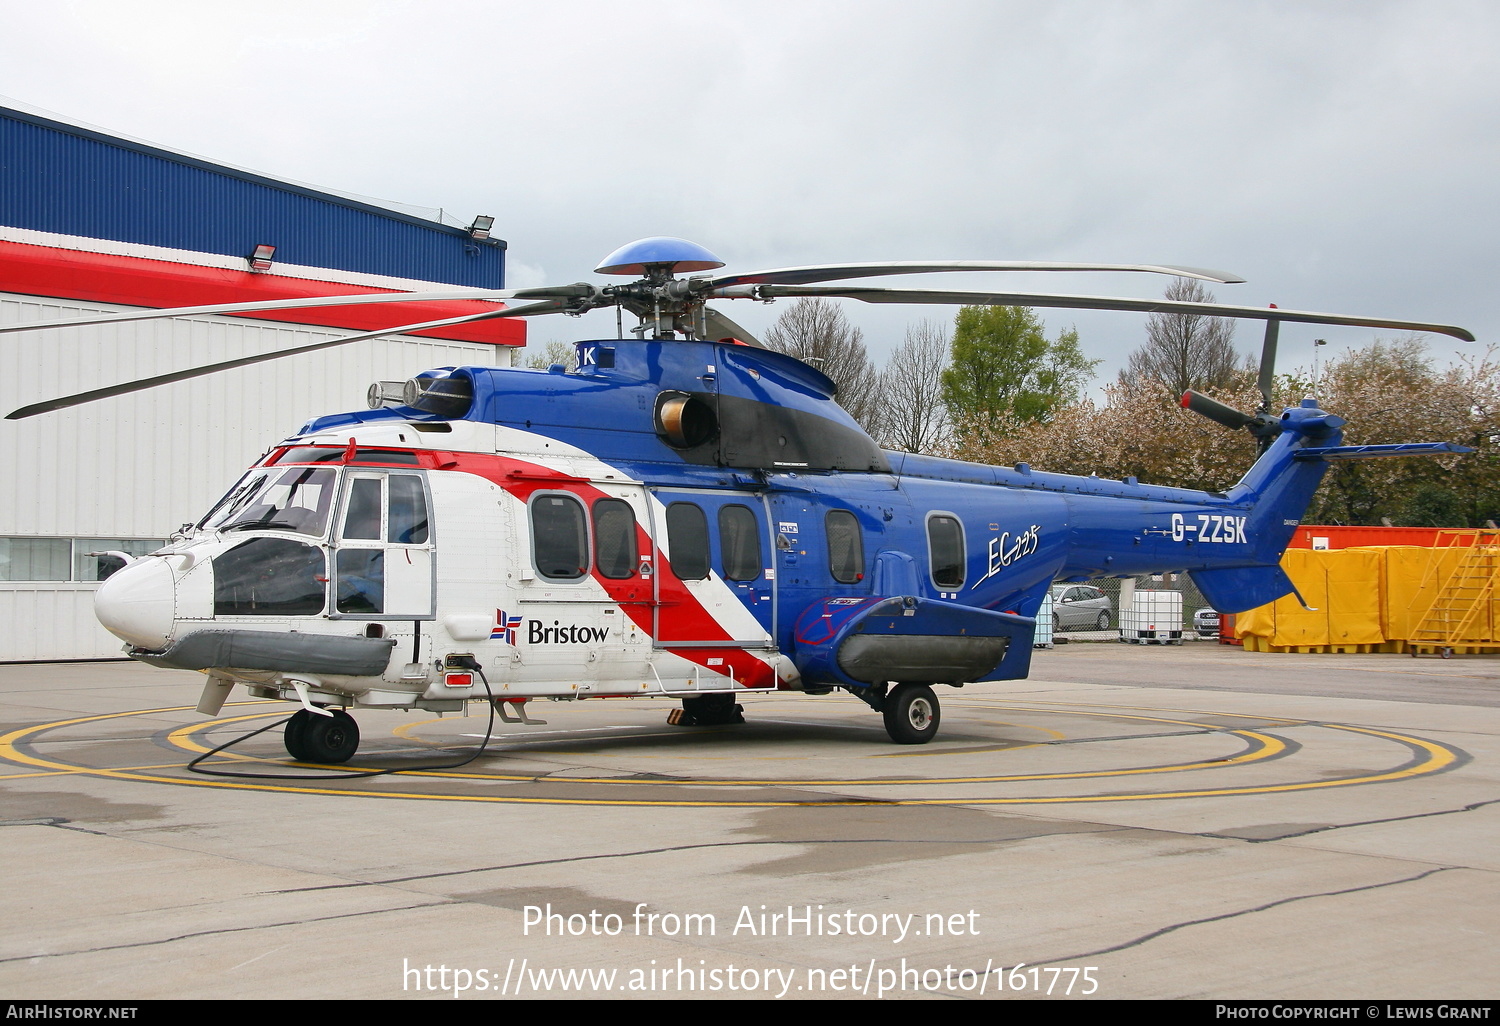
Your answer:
0,700 -> 1464,806
160,706 -> 1286,786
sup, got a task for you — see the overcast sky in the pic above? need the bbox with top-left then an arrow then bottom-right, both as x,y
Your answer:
2,0 -> 1495,389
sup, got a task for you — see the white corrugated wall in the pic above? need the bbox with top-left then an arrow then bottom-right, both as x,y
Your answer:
0,291 -> 515,659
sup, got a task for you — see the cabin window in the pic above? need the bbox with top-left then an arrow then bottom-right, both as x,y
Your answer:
825,509 -> 864,584
342,478 -> 383,540
719,504 -> 762,582
336,549 -> 384,613
927,514 -> 966,589
665,503 -> 709,580
592,498 -> 638,579
213,538 -> 326,616
531,494 -> 589,580
388,475 -> 430,544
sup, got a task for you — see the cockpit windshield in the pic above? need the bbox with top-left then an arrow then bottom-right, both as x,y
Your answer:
198,467 -> 338,537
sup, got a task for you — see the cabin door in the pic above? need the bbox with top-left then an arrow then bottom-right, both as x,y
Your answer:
329,470 -> 435,620
648,488 -> 775,648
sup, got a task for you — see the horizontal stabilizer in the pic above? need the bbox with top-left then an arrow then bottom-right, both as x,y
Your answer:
1293,442 -> 1473,461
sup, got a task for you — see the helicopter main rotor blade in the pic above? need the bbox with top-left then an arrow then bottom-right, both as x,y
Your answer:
0,284 -> 596,337
6,300 -> 568,420
707,261 -> 1246,289
700,305 -> 764,348
752,285 -> 1477,343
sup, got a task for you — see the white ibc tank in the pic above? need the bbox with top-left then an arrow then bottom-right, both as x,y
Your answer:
1034,593 -> 1055,648
1120,590 -> 1184,645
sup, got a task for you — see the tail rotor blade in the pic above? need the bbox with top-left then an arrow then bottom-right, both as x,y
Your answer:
1181,390 -> 1256,431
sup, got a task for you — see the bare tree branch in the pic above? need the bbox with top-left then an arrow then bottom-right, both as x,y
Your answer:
1123,279 -> 1240,397
879,319 -> 950,454
763,298 -> 883,436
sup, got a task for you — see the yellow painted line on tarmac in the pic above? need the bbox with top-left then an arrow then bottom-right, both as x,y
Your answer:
168,707 -> 1286,785
960,695 -> 1310,728
873,718 -> 1066,757
988,720 -> 1069,740
5,703 -> 1281,788
0,769 -> 97,779
0,702 -> 1461,808
874,742 -> 1046,758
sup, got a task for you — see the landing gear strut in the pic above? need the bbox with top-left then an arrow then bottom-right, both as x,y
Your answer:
882,683 -> 941,745
285,708 -> 361,764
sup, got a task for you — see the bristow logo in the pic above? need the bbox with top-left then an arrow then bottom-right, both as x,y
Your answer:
492,611 -> 611,645
492,610 -> 524,645
528,620 -> 610,645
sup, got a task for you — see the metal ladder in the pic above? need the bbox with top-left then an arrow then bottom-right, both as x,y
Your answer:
1409,530 -> 1500,655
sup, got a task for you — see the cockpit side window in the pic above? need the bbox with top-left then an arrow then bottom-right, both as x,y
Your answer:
342,478 -> 383,540
214,538 -> 326,616
388,475 -> 430,544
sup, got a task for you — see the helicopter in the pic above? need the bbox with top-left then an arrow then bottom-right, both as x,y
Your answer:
0,237 -> 1475,760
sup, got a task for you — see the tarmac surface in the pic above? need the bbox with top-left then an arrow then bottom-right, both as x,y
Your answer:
1,640 -> 1497,1001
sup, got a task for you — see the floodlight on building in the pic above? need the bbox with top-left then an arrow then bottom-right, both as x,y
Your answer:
248,244 -> 276,271
467,215 -> 495,240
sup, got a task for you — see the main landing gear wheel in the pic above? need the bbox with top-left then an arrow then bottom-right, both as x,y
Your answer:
668,693 -> 745,727
284,709 -> 360,764
883,683 -> 940,745
283,709 -> 311,758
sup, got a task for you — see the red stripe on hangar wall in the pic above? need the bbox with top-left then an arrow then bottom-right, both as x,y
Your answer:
0,240 -> 526,346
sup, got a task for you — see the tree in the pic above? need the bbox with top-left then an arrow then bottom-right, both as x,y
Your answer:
940,306 -> 1097,441
1122,279 -> 1240,398
763,298 -> 882,436
957,334 -> 1500,528
956,372 -> 1262,490
1301,336 -> 1500,526
878,319 -> 951,454
523,339 -> 576,370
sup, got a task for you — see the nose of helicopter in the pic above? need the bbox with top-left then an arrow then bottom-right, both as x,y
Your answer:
94,556 -> 176,650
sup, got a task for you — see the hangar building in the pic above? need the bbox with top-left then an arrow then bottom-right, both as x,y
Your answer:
0,101 -> 526,660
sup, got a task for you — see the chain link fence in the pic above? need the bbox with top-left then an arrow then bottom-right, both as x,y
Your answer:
1052,572 -> 1215,639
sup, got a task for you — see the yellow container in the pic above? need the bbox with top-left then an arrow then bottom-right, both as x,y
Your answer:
1233,539 -> 1500,651
1234,548 -> 1384,649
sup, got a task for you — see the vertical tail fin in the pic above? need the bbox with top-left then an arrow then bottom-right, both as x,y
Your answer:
1189,401 -> 1345,613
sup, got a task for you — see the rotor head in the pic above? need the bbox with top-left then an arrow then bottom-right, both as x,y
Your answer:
594,237 -> 726,276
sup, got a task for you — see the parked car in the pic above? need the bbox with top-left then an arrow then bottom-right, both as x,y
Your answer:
1193,606 -> 1221,639
1050,583 -> 1113,631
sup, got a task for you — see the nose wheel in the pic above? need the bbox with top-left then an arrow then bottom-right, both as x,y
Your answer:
284,708 -> 361,764
882,683 -> 940,744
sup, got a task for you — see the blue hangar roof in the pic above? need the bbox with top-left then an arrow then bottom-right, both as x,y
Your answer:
0,103 -> 505,288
